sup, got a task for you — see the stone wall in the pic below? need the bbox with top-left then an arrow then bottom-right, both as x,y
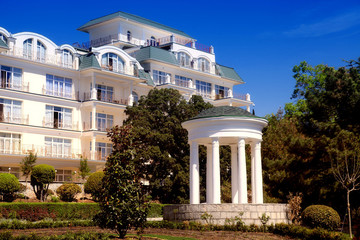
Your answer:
164,203 -> 290,225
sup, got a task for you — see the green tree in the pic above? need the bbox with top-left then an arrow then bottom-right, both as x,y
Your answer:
20,152 -> 37,186
78,156 -> 91,181
328,130 -> 360,239
94,125 -> 148,239
31,164 -> 55,201
0,173 -> 20,202
124,89 -> 212,203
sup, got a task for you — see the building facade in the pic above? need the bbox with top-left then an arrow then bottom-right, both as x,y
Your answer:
0,11 -> 253,183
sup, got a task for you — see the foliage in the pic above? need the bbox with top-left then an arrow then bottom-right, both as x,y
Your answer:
31,164 -> 55,201
0,219 -> 95,230
124,89 -> 213,203
287,192 -> 303,225
56,183 -> 81,202
0,203 -> 99,221
0,173 -> 20,202
83,171 -> 104,201
20,152 -> 37,185
0,231 -> 112,240
78,156 -> 91,181
302,205 -> 340,230
94,125 -> 149,238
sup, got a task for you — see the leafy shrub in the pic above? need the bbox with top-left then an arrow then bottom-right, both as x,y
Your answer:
84,171 -> 104,200
0,173 -> 20,202
56,183 -> 81,202
302,205 -> 340,230
31,164 -> 55,201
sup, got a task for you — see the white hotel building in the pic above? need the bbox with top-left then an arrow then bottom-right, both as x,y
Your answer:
0,11 -> 253,182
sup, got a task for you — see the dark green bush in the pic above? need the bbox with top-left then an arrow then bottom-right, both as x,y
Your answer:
56,183 -> 81,202
31,164 -> 55,201
0,173 -> 20,202
0,231 -> 112,239
84,171 -> 104,200
302,205 -> 341,230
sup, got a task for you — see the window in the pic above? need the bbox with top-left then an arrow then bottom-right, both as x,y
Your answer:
132,91 -> 138,104
1,65 -> 22,90
178,52 -> 190,67
153,70 -> 170,85
37,41 -> 46,63
23,39 -> 32,59
175,75 -> 191,88
0,167 -> 20,179
0,98 -> 21,123
90,113 -> 113,131
215,85 -> 230,99
127,31 -> 132,42
101,53 -> 124,73
150,36 -> 157,46
196,80 -> 212,98
198,58 -> 210,73
45,105 -> 72,129
94,84 -> 113,102
45,137 -> 71,158
62,49 -> 73,68
46,74 -> 72,98
91,142 -> 112,161
55,169 -> 72,182
0,133 -> 21,154
0,33 -> 7,44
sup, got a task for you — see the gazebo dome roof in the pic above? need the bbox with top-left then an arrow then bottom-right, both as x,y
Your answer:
192,106 -> 260,120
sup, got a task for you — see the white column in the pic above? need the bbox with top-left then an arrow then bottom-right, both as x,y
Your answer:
190,141 -> 200,204
206,144 -> 213,204
91,105 -> 96,130
238,138 -> 248,203
212,137 -> 221,204
230,144 -> 238,203
254,141 -> 263,204
251,142 -> 256,203
91,74 -> 97,100
91,136 -> 96,160
128,82 -> 134,106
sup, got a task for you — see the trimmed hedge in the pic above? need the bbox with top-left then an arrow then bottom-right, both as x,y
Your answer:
0,173 -> 20,202
0,231 -> 113,240
302,205 -> 341,230
56,183 -> 81,202
0,219 -> 95,229
0,202 -> 164,221
0,203 -> 99,221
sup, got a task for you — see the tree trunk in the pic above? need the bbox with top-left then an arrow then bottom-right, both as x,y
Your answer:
347,190 -> 352,239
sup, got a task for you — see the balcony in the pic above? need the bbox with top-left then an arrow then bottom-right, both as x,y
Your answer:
0,144 -> 81,159
83,92 -> 128,105
43,118 -> 79,131
82,151 -> 109,161
0,114 -> 29,125
1,47 -> 74,69
0,81 -> 29,92
100,64 -> 130,75
42,87 -> 78,100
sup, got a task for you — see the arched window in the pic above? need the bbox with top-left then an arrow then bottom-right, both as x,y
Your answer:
127,31 -> 132,42
178,52 -> 190,67
62,49 -> 73,68
101,53 -> 124,73
37,41 -> 46,63
0,33 -> 7,44
198,57 -> 210,73
23,39 -> 32,59
132,91 -> 138,104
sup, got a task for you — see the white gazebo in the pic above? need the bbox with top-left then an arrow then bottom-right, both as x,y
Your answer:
182,106 -> 268,204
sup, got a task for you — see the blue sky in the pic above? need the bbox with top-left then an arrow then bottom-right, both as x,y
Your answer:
1,0 -> 359,116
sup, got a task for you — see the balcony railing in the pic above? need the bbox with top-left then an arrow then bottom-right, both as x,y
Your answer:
83,92 -> 128,105
82,151 -> 109,161
82,122 -> 113,132
0,81 -> 29,92
0,114 -> 29,125
2,47 -> 74,69
101,64 -> 129,75
0,144 -> 81,158
43,118 -> 79,130
42,87 -> 77,100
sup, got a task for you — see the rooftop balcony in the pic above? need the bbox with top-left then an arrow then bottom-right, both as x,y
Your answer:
73,34 -> 213,54
1,47 -> 75,69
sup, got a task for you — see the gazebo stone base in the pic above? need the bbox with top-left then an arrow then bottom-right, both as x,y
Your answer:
163,203 -> 290,226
